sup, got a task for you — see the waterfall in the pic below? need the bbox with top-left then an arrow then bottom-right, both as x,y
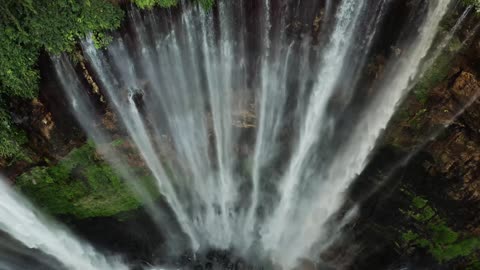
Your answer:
42,0 -> 455,268
268,0 -> 454,263
0,176 -> 127,270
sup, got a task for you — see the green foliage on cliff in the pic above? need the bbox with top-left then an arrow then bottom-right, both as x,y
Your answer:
412,52 -> 453,104
197,0 -> 215,9
0,107 -> 27,159
16,142 -> 157,219
0,0 -> 124,99
132,0 -> 215,10
399,190 -> 480,265
0,0 -> 123,159
133,0 -> 178,9
0,0 -> 214,159
464,0 -> 480,12
412,32 -> 462,104
0,0 -> 213,100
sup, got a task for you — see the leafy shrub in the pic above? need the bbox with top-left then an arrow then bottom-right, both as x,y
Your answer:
0,0 -> 124,100
464,0 -> 480,12
132,0 -> 215,9
0,0 -> 124,159
133,0 -> 178,9
0,107 -> 27,159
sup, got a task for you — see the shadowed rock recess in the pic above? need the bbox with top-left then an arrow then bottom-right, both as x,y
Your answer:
1,0 -> 480,269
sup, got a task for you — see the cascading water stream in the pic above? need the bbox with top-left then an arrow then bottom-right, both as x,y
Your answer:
52,0 -> 453,267
270,1 -> 454,263
6,0 -> 459,268
0,176 -> 127,270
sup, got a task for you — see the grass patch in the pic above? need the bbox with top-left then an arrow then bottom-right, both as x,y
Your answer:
16,141 -> 158,219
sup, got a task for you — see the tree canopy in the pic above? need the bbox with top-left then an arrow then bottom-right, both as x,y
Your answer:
0,0 -> 124,99
0,0 -> 214,159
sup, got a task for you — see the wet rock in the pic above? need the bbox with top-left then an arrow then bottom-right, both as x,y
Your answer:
450,71 -> 480,132
102,109 -> 118,131
380,66 -> 480,245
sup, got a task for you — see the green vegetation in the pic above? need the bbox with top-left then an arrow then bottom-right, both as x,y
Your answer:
412,52 -> 453,104
16,142 -> 158,219
0,0 -> 215,160
132,0 -> 215,9
0,0 -> 124,98
0,0 -> 216,218
196,0 -> 215,9
398,189 -> 480,266
464,0 -> 480,12
0,107 -> 28,159
412,28 -> 462,104
0,0 -> 124,159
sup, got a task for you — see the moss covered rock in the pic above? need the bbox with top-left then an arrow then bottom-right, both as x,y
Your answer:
398,188 -> 480,268
16,142 -> 157,219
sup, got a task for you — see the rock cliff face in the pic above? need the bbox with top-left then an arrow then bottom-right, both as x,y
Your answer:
345,18 -> 480,268
387,70 -> 480,202
387,72 -> 480,269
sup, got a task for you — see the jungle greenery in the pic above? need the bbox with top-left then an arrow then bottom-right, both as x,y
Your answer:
16,141 -> 159,219
0,0 -> 213,159
0,0 -> 124,99
0,0 -> 209,218
133,0 -> 214,9
0,0 -> 124,158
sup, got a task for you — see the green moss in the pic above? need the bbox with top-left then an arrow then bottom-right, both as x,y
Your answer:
16,142 -> 158,219
402,230 -> 419,243
133,0 -> 178,9
430,224 -> 459,245
412,196 -> 428,209
0,106 -> 28,159
430,238 -> 480,262
408,108 -> 428,130
412,53 -> 452,104
196,0 -> 215,9
111,138 -> 125,147
399,190 -> 480,263
0,0 -> 124,161
0,0 -> 124,100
